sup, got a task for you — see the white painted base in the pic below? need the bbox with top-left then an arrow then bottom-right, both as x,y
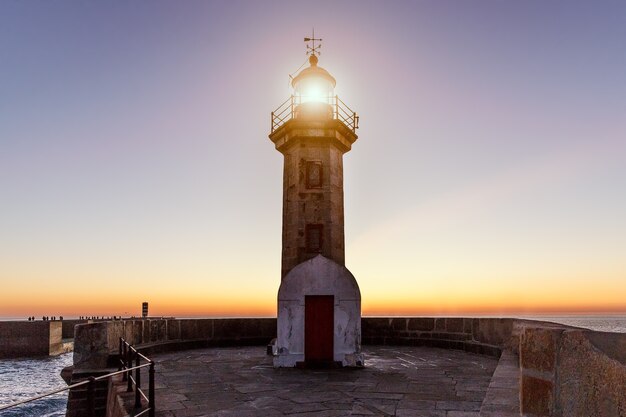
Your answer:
274,255 -> 363,368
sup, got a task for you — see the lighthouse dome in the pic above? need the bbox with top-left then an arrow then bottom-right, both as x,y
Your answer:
291,55 -> 336,88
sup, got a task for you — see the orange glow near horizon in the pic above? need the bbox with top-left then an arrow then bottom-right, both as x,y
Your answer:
2,270 -> 625,318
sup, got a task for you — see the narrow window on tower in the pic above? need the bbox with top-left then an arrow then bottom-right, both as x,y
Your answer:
305,224 -> 323,253
306,161 -> 323,189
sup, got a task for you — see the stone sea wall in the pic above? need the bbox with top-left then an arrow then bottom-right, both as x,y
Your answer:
520,326 -> 626,417
61,319 -> 88,339
73,318 -> 277,368
0,320 -> 64,358
361,317 -> 519,357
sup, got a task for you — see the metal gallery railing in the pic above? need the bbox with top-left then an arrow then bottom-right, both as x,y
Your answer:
271,95 -> 359,133
0,338 -> 155,417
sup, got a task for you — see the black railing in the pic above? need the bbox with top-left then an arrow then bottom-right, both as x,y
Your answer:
271,95 -> 359,133
118,337 -> 155,417
0,338 -> 155,417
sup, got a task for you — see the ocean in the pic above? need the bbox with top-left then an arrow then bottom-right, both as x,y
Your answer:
0,316 -> 624,416
0,353 -> 72,417
518,315 -> 626,333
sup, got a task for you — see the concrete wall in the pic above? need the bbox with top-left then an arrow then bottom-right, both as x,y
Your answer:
0,321 -> 63,358
520,326 -> 626,417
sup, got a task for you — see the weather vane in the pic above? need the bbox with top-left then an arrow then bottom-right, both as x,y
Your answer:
304,28 -> 322,56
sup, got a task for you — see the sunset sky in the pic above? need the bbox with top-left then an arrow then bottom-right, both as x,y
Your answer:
1,1 -> 625,318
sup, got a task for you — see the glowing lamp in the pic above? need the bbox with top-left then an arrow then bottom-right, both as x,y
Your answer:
292,54 -> 336,118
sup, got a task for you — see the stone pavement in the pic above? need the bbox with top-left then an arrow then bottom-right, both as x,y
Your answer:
151,346 -> 501,417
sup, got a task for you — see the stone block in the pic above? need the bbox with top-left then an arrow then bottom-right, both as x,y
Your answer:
520,327 -> 562,373
179,319 -> 199,340
49,321 -> 64,355
362,318 -> 391,337
435,318 -> 446,331
196,319 -> 214,339
556,330 -> 626,416
129,320 -> 143,345
463,319 -> 472,334
151,320 -> 166,342
0,321 -> 55,358
408,318 -> 435,331
520,375 -> 553,416
391,318 -> 407,331
472,319 -> 479,340
167,320 -> 180,340
214,319 -> 248,339
585,331 -> 626,365
142,320 -> 151,342
446,318 -> 464,333
73,322 -> 109,369
62,320 -> 86,339
474,319 -> 513,346
106,321 -> 125,353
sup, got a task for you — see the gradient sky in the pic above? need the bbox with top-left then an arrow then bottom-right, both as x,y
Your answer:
1,1 -> 625,318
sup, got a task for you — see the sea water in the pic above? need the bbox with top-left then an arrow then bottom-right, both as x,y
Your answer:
0,353 -> 72,417
521,315 -> 626,333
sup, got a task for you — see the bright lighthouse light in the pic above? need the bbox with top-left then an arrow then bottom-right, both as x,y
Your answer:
292,54 -> 336,106
296,78 -> 331,104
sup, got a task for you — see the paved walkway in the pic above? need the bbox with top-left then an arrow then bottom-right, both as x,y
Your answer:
152,346 -> 499,417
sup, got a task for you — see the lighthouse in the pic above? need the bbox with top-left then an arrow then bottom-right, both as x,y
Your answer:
269,34 -> 363,367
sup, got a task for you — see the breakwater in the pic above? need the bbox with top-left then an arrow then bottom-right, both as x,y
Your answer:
64,317 -> 626,417
0,320 -> 86,359
1,317 -> 624,416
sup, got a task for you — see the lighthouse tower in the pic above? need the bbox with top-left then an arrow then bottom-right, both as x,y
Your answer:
269,35 -> 362,367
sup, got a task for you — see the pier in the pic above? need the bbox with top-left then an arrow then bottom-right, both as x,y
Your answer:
59,317 -> 626,416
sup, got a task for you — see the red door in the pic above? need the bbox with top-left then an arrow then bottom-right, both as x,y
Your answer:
305,295 -> 334,365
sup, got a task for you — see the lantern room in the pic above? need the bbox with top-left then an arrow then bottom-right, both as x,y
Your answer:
292,54 -> 336,105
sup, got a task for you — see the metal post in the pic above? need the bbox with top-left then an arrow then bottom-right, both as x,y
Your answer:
87,376 -> 96,417
122,342 -> 127,381
148,361 -> 155,417
127,348 -> 133,392
118,338 -> 123,371
134,352 -> 142,408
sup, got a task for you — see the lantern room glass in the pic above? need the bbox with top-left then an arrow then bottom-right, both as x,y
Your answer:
293,76 -> 334,105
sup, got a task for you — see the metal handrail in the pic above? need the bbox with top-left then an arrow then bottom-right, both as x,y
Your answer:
118,337 -> 155,416
0,338 -> 156,417
270,95 -> 358,133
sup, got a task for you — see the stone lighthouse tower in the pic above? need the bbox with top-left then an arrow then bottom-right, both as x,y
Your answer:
269,35 -> 362,367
